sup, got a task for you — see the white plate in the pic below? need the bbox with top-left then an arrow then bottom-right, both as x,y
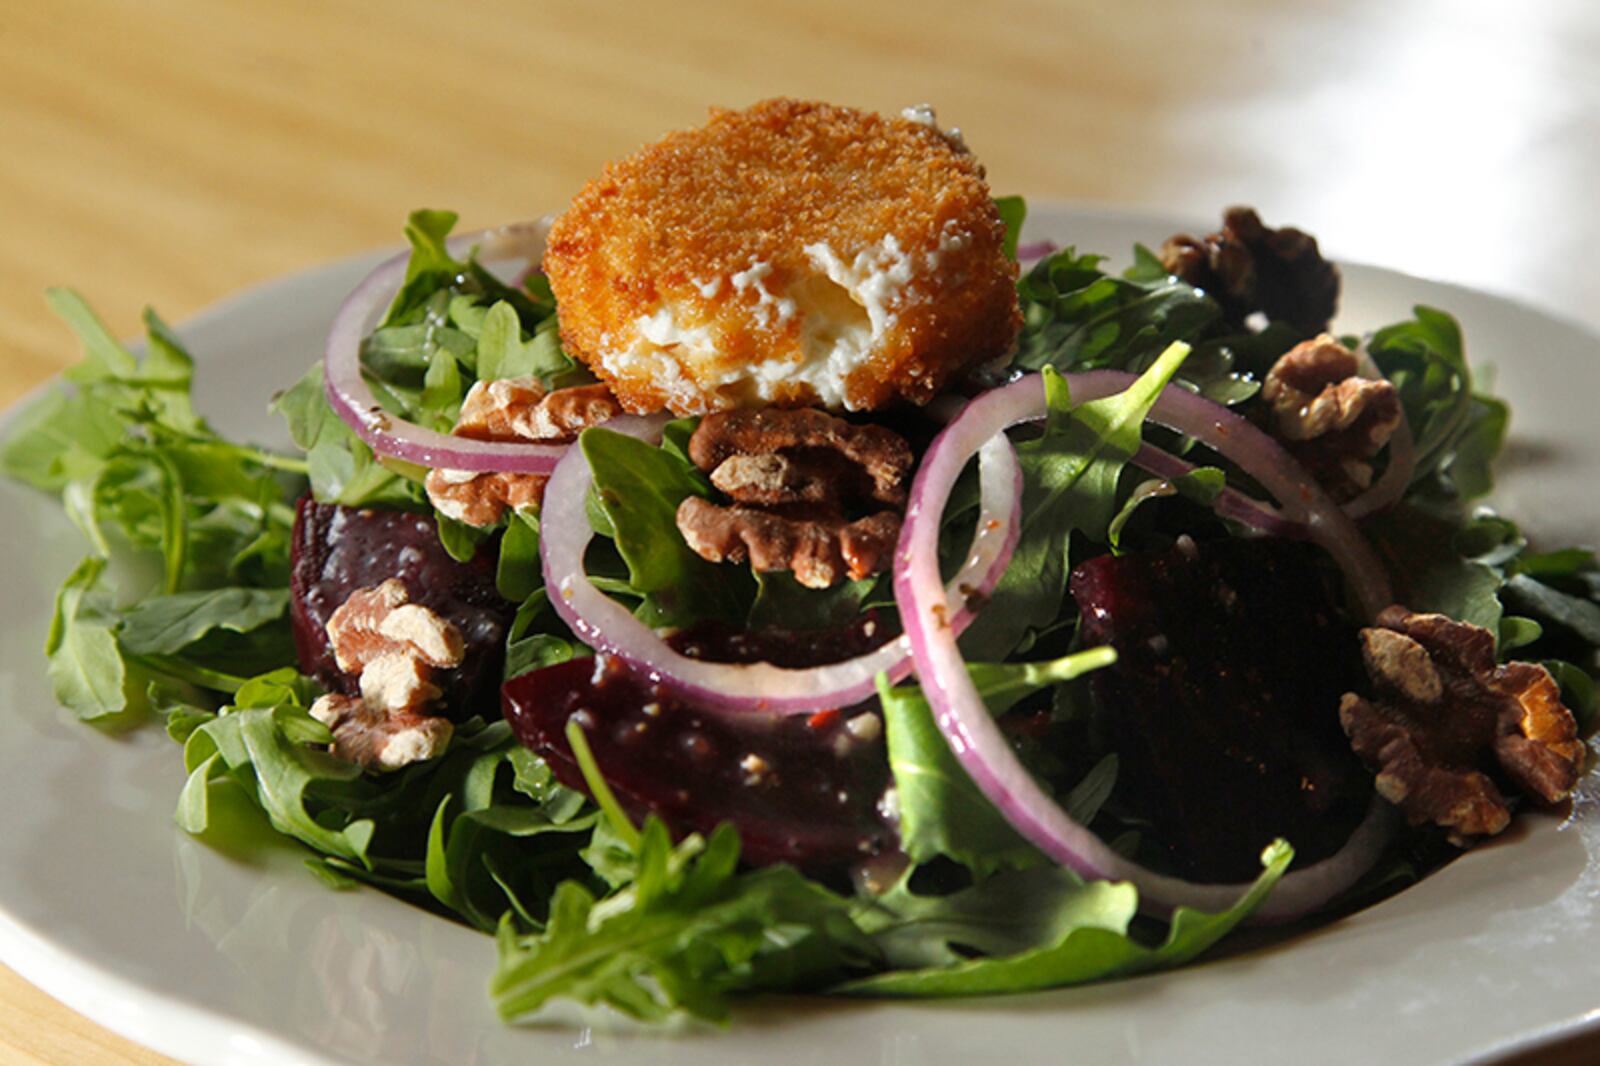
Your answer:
2,204 -> 1598,1066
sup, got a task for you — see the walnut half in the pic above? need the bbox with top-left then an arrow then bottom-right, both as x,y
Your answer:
1160,206 -> 1340,335
1339,606 -> 1585,846
674,408 -> 912,588
424,380 -> 622,527
1261,334 -> 1402,501
315,580 -> 466,771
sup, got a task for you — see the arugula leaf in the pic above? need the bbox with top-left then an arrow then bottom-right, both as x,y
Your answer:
839,841 -> 1293,996
46,287 -> 140,381
1502,574 -> 1600,644
181,704 -> 375,864
272,363 -> 412,507
117,587 -> 290,655
495,511 -> 543,602
1365,504 -> 1505,634
962,343 -> 1191,659
425,781 -> 597,932
747,571 -> 878,631
1369,306 -> 1508,501
491,819 -> 872,1024
476,302 -> 571,384
45,556 -> 128,719
1106,466 -> 1225,549
879,676 -> 1043,877
1014,247 -> 1219,377
384,209 -> 467,327
856,866 -> 1130,971
994,195 -> 1025,261
581,427 -> 752,626
0,388 -> 125,492
878,647 -> 1116,879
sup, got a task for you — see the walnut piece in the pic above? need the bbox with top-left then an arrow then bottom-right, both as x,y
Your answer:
1160,206 -> 1340,334
315,580 -> 465,770
326,579 -> 465,675
674,408 -> 912,587
686,407 -> 912,508
310,693 -> 453,771
424,380 -> 622,527
1261,334 -> 1402,501
677,496 -> 900,588
1339,606 -> 1585,846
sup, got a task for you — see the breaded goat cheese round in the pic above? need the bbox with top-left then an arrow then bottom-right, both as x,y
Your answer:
543,98 -> 1021,415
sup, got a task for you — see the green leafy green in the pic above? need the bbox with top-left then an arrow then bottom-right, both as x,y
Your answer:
272,363 -> 412,507
45,557 -> 129,719
855,867 -> 1132,971
994,195 -> 1026,261
1015,248 -> 1218,376
117,587 -> 289,655
581,427 -> 752,626
878,647 -> 1116,879
492,819 -> 872,1024
476,302 -> 571,384
842,841 -> 1292,997
1369,306 -> 1507,501
962,343 -> 1191,659
1106,466 -> 1225,549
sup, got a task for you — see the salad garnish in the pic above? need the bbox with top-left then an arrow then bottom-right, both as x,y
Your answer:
4,97 -> 1597,1026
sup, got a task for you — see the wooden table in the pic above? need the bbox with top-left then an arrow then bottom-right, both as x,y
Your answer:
2,1 -> 1597,1062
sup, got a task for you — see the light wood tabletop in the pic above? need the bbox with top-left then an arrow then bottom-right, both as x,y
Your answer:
2,1 -> 1598,1063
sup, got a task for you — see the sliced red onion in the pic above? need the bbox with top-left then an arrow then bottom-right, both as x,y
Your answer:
1130,443 -> 1307,539
1016,240 -> 1060,264
895,371 -> 1396,920
324,218 -> 571,473
539,416 -> 1023,716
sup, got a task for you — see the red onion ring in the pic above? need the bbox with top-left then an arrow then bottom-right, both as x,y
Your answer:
324,218 -> 571,473
895,370 -> 1395,920
539,416 -> 1024,716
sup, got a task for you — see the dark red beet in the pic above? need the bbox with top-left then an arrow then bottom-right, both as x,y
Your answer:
289,497 -> 517,721
667,608 -> 896,668
1069,537 -> 1371,883
501,619 -> 896,873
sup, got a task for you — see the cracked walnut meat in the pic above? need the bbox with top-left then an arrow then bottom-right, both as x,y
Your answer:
310,694 -> 454,771
1160,206 -> 1340,335
675,408 -> 912,588
1339,606 -> 1585,845
314,579 -> 467,770
1262,334 -> 1402,501
423,380 -> 622,527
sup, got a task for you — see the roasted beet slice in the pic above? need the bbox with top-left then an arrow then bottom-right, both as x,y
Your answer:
290,497 -> 516,720
502,620 -> 895,873
668,608 -> 896,667
1069,537 -> 1371,883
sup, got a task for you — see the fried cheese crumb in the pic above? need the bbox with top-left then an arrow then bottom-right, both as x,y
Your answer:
543,98 -> 1020,415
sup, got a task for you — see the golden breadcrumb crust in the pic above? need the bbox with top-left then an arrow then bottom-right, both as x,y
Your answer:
543,98 -> 1020,414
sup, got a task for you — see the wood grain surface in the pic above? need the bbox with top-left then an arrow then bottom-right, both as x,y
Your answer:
2,1 -> 1597,1063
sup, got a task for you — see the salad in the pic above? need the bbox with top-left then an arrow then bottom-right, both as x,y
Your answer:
4,98 -> 1598,1026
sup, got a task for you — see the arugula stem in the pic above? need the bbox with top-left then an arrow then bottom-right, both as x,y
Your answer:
564,718 -> 641,851
129,653 -> 249,695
